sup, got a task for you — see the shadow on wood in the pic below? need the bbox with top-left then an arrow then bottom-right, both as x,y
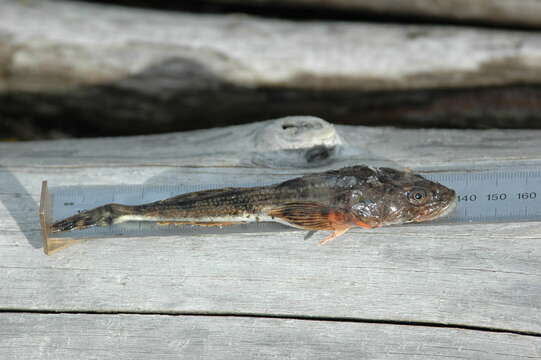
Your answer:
0,166 -> 42,249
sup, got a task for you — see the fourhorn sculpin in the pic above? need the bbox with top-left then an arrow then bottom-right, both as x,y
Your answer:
51,166 -> 456,244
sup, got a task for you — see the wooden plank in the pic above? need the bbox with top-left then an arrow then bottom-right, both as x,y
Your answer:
0,119 -> 540,335
1,313 -> 539,360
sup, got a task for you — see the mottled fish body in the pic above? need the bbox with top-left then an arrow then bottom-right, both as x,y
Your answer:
51,166 -> 456,243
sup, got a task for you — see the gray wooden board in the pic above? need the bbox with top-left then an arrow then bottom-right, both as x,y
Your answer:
1,313 -> 540,360
1,119 -> 541,357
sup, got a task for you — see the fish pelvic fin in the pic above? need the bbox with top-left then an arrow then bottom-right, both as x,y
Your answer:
319,227 -> 351,245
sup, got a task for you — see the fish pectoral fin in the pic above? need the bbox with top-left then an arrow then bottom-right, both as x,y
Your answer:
267,202 -> 334,230
268,202 -> 357,229
268,202 -> 360,245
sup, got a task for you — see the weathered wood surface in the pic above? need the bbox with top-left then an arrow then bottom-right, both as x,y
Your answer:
2,115 -> 541,169
2,0 -> 541,92
210,0 -> 541,27
1,313 -> 539,360
1,117 -> 541,358
2,0 -> 541,136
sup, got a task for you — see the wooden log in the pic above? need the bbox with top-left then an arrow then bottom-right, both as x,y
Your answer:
208,0 -> 541,28
2,0 -> 541,92
1,313 -> 539,360
2,0 -> 541,137
0,117 -> 540,342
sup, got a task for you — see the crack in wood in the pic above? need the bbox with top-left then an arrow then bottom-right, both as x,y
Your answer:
0,308 -> 539,338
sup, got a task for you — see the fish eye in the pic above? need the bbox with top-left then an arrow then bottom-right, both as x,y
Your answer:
407,187 -> 429,205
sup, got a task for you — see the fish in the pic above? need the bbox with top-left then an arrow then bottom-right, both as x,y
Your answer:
50,165 -> 456,244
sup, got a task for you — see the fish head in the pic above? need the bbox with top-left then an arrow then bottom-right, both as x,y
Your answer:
349,167 -> 456,227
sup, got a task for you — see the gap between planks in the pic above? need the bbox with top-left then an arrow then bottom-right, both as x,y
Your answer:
0,309 -> 539,338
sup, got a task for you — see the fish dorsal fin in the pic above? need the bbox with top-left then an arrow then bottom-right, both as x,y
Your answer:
156,187 -> 240,204
267,202 -> 336,230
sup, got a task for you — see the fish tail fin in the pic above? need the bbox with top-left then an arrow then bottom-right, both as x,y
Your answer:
51,204 -> 131,233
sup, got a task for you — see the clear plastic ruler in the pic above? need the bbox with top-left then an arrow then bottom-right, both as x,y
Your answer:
39,167 -> 541,254
424,168 -> 541,224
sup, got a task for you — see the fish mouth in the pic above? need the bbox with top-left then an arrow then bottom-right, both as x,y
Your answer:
416,197 -> 457,222
436,198 -> 457,218
427,186 -> 457,220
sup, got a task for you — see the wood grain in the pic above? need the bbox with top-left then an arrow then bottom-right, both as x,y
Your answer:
1,313 -> 539,360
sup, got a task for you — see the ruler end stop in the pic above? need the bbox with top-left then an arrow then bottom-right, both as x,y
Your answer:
44,238 -> 81,255
39,181 -> 82,255
39,180 -> 52,255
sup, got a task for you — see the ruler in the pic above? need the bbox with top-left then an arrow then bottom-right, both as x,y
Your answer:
424,168 -> 541,224
39,167 -> 541,254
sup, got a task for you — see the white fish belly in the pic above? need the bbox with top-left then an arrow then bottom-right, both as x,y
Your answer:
114,213 -> 295,227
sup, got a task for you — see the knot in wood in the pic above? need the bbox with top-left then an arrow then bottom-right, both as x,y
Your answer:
255,116 -> 342,152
